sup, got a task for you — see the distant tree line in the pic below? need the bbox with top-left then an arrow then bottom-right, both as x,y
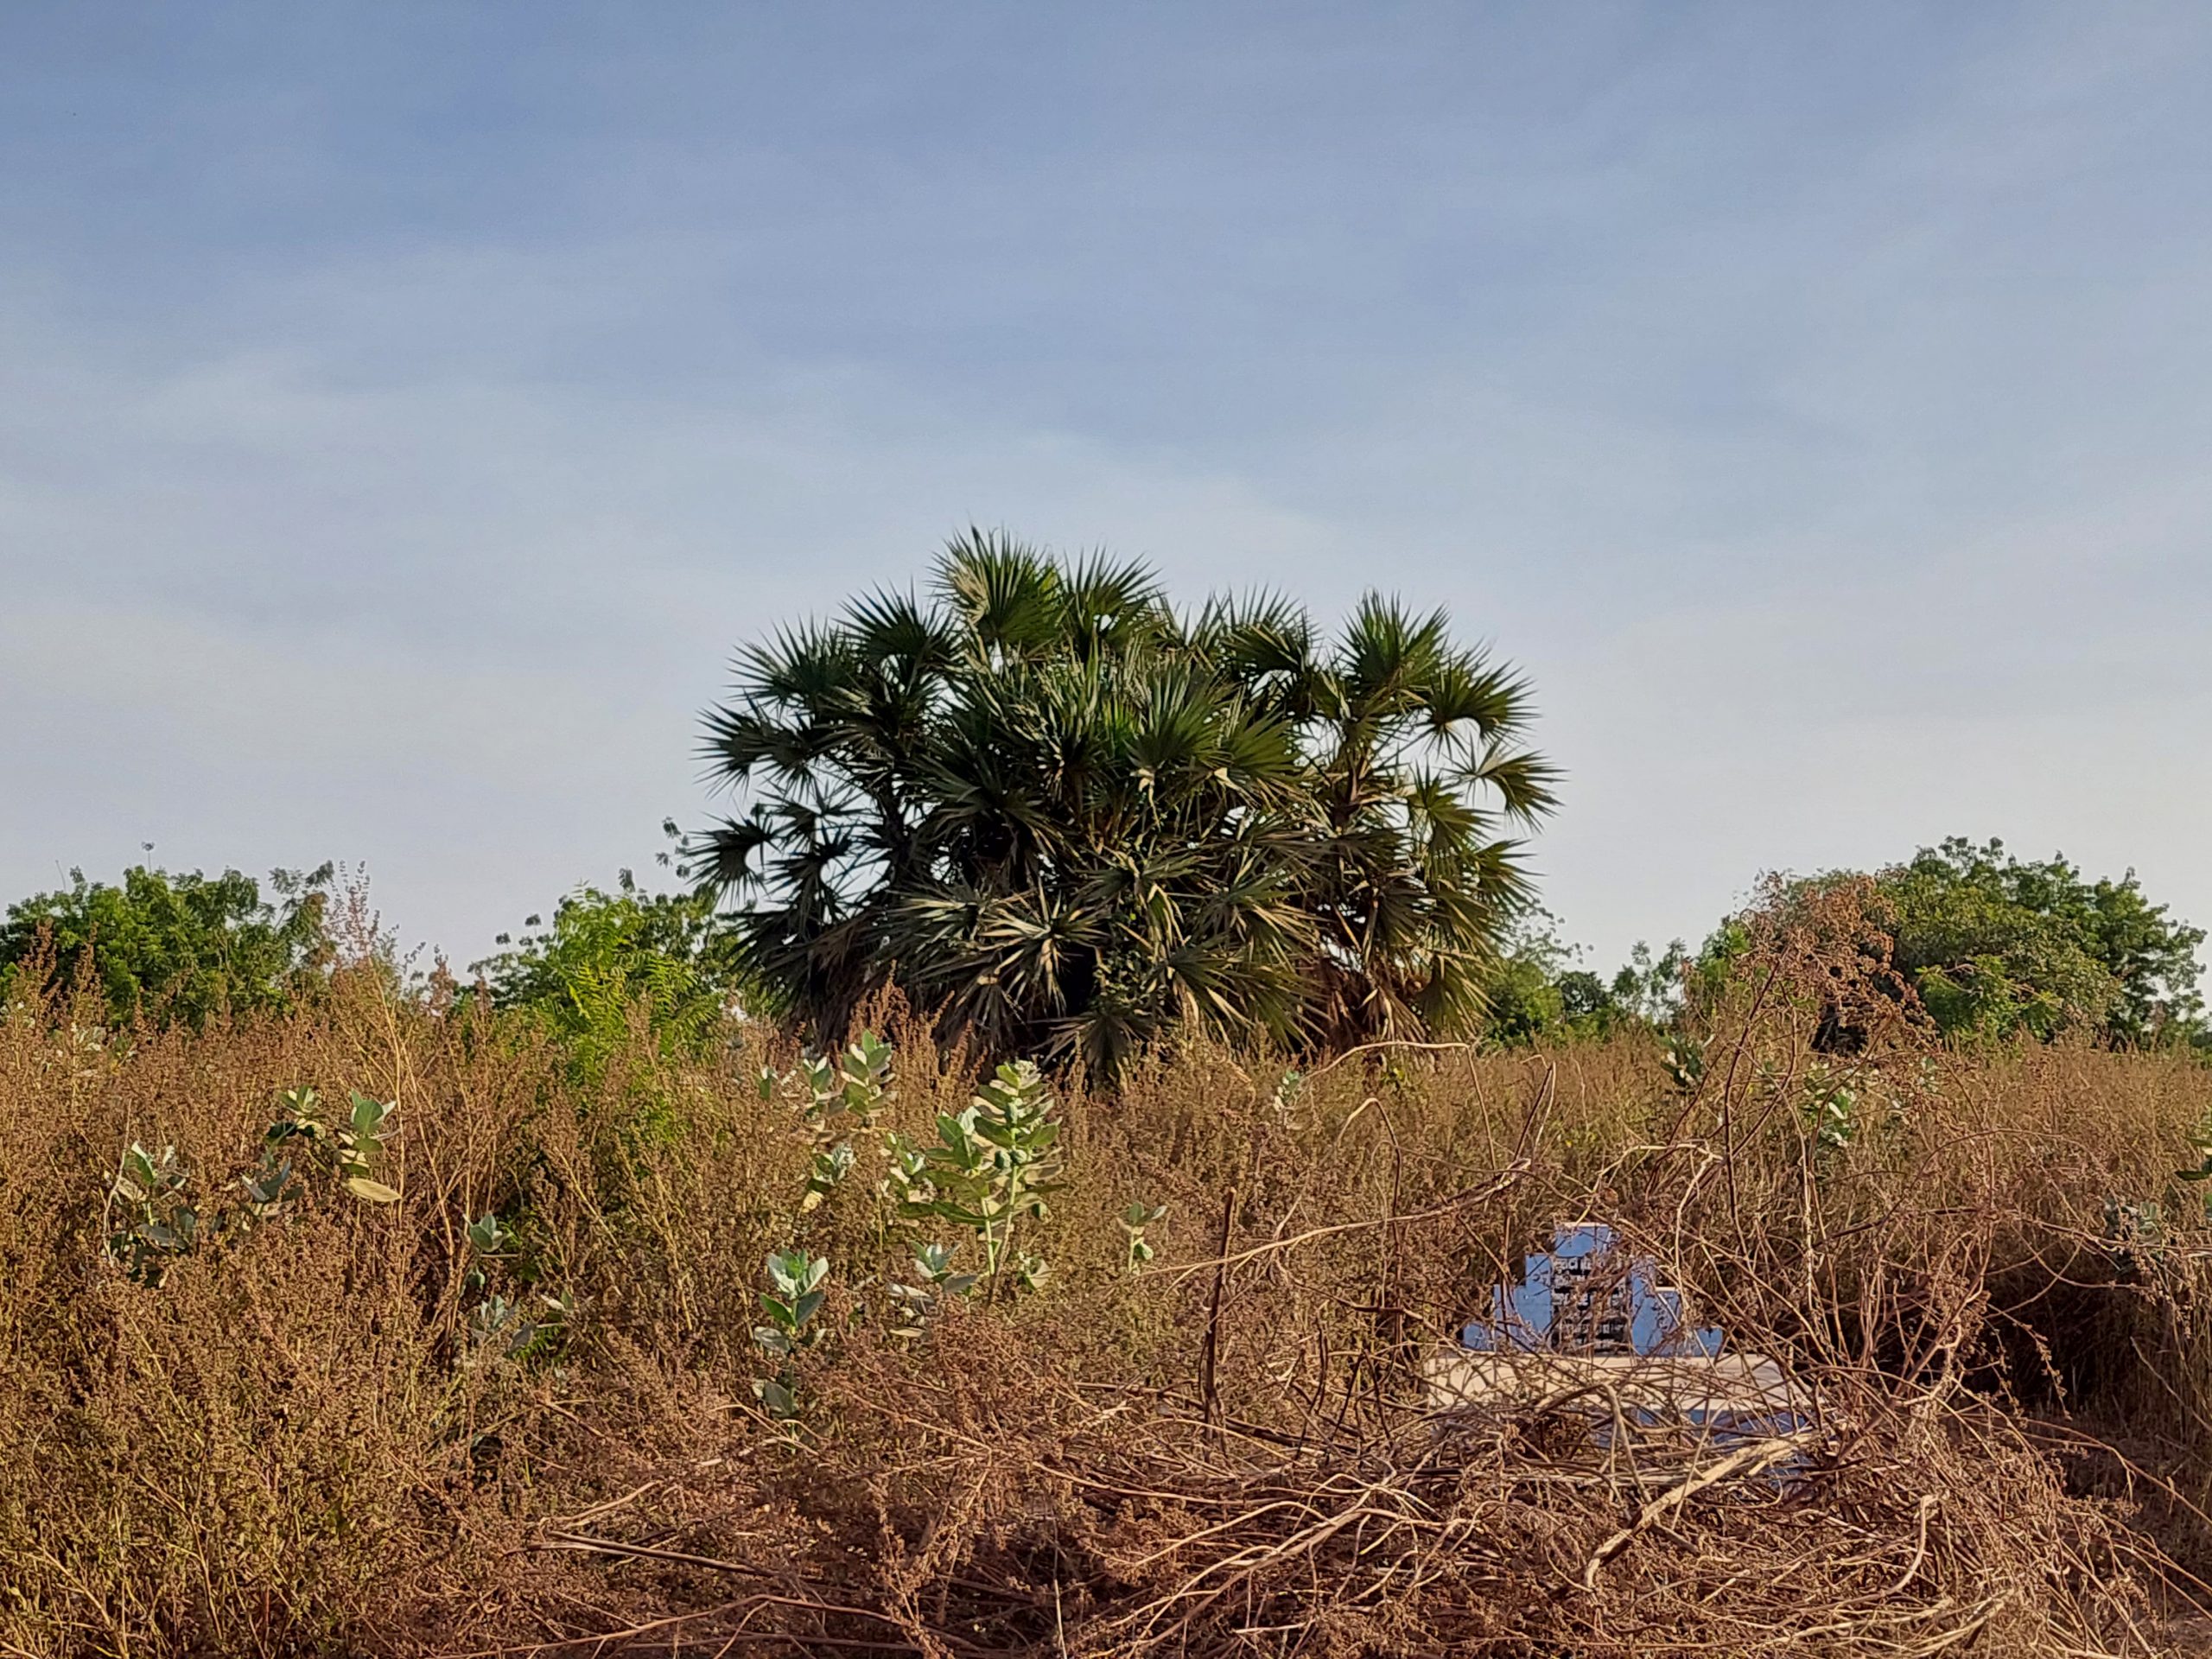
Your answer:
6,837 -> 2201,1062
1483,837 -> 2206,1052
3,538 -> 2202,1063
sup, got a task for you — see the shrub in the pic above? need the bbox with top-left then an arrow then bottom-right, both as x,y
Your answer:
0,862 -> 336,1027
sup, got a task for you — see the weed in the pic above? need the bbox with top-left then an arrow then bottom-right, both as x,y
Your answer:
753,1247 -> 830,1417
105,1141 -> 198,1284
266,1085 -> 401,1203
888,1058 -> 1063,1299
1120,1200 -> 1166,1271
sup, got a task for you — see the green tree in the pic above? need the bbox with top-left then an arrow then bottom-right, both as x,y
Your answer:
1478,915 -> 1692,1048
0,863 -> 335,1027
474,864 -> 749,1077
1743,839 -> 2205,1048
1869,837 -> 2204,1046
689,531 -> 1556,1071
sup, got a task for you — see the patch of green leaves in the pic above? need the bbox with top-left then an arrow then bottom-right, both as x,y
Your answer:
763,1031 -> 894,1211
267,1086 -> 402,1203
102,1084 -> 404,1287
753,1249 -> 830,1419
468,1289 -> 574,1365
887,1242 -> 980,1339
106,1142 -> 198,1285
887,1059 -> 1064,1300
1120,1201 -> 1166,1272
1799,1063 -> 1859,1156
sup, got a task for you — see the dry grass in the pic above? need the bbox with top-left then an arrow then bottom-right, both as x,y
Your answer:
3,899 -> 2212,1656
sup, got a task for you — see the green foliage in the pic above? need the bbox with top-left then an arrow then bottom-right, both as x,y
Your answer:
1872,838 -> 2204,1046
887,1242 -> 978,1338
1119,1200 -> 1166,1272
1479,942 -> 1568,1048
887,1058 -> 1065,1300
101,1086 -> 400,1285
766,1029 -> 894,1129
1478,913 -> 1692,1047
467,1290 -> 573,1365
1662,1030 -> 1709,1092
267,1086 -> 403,1204
752,1248 -> 830,1418
2,862 -> 335,1027
1796,1061 -> 1860,1155
760,1030 -> 893,1210
474,865 -> 748,1077
2101,1196 -> 2164,1280
1769,838 -> 2206,1047
105,1142 -> 200,1285
690,531 -> 1555,1071
753,1033 -> 1080,1348
461,1211 -> 572,1365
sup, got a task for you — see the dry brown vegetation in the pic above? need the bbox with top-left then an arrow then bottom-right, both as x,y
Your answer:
5,896 -> 2212,1656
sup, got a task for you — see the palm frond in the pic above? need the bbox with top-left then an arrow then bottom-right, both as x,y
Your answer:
937,528 -> 1063,662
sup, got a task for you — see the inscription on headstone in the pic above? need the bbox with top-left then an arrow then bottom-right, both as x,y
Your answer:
1440,1223 -> 1813,1449
1461,1223 -> 1723,1358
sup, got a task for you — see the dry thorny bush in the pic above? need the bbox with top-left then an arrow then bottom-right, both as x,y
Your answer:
4,887 -> 2212,1656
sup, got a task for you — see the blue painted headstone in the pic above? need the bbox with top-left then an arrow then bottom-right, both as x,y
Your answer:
1461,1223 -> 1725,1358
1453,1224 -> 1813,1450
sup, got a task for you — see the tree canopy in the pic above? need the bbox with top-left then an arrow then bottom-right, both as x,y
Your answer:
1671,839 -> 2210,1051
1861,837 -> 2204,1045
473,866 -> 749,1078
0,862 -> 336,1027
689,531 -> 1556,1071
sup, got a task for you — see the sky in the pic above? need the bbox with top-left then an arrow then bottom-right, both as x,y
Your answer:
3,3 -> 2209,977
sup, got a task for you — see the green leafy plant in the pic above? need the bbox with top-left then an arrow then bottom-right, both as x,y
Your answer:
267,1086 -> 402,1204
468,1289 -> 574,1365
1120,1201 -> 1166,1272
102,1086 -> 407,1287
105,1142 -> 199,1285
1799,1063 -> 1859,1155
887,1242 -> 980,1339
474,864 -> 749,1083
793,1031 -> 894,1128
753,1248 -> 830,1418
804,1141 -> 856,1210
2172,1135 -> 2212,1225
465,1210 -> 512,1263
1268,1068 -> 1308,1132
1662,1032 -> 1708,1093
458,1211 -> 572,1365
888,1059 -> 1064,1300
1758,839 -> 2207,1047
228,1147 -> 301,1235
761,1031 -> 893,1211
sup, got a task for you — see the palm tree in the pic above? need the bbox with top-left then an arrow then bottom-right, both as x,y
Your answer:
690,531 -> 1555,1068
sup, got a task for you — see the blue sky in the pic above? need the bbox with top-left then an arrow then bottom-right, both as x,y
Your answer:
4,3 -> 2209,976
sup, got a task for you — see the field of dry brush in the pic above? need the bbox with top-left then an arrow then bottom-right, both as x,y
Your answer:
5,907 -> 2212,1656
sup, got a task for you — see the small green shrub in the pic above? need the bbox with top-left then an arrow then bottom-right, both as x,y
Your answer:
753,1247 -> 830,1417
888,1058 -> 1064,1300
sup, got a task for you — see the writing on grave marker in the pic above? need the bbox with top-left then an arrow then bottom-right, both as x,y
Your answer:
1461,1223 -> 1725,1359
